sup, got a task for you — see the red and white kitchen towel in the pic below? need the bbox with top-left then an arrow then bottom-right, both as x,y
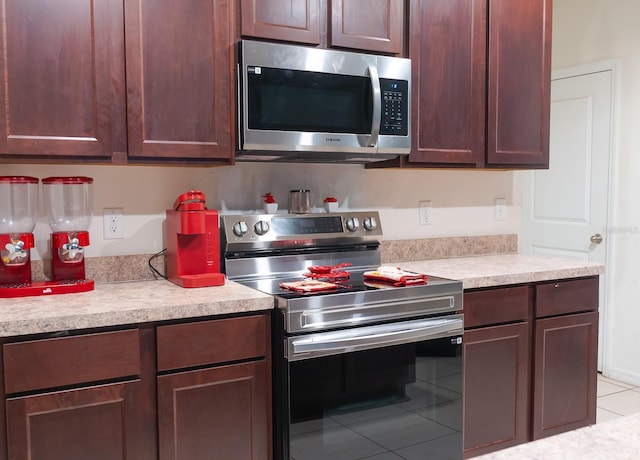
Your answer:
363,266 -> 428,286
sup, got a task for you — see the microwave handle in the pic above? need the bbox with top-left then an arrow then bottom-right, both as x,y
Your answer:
367,65 -> 381,147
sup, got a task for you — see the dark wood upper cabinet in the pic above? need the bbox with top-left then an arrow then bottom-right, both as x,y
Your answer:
0,0 -> 126,162
330,0 -> 405,54
124,0 -> 235,163
241,0 -> 321,45
407,0 -> 486,166
241,0 -> 405,55
371,0 -> 551,169
486,0 -> 552,167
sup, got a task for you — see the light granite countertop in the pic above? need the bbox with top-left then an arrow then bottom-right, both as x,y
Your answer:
0,254 -> 604,337
0,279 -> 273,337
475,412 -> 640,459
396,253 -> 604,289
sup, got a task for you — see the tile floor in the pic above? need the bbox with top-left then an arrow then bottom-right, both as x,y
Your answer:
596,373 -> 640,423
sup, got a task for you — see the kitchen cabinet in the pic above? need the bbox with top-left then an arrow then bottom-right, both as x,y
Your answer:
240,0 -> 405,55
156,314 -> 271,460
463,286 -> 531,458
0,313 -> 271,460
0,0 -> 235,165
0,0 -> 126,163
532,279 -> 599,440
2,328 -> 157,460
125,0 -> 235,163
369,0 -> 551,169
463,277 -> 599,458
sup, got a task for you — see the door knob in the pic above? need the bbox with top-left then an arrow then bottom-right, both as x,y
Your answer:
590,233 -> 603,244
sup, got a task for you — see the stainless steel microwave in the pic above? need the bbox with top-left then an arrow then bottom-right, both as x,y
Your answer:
236,40 -> 411,163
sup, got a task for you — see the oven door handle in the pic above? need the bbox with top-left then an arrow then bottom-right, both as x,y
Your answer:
287,315 -> 463,361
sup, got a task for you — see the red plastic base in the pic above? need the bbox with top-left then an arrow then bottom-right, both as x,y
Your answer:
170,272 -> 225,288
0,279 -> 95,298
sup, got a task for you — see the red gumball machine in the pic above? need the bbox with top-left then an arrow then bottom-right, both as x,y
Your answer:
0,176 -> 39,289
42,177 -> 95,292
165,190 -> 225,288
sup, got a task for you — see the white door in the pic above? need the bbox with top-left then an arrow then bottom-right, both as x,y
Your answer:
520,67 -> 613,370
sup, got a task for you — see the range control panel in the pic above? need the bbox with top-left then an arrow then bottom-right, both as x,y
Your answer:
220,211 -> 383,251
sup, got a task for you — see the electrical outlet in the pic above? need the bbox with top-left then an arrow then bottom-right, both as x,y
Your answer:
103,208 -> 124,239
495,198 -> 506,221
419,201 -> 432,225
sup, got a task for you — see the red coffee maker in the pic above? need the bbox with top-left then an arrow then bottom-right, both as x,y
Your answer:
42,176 -> 94,292
165,190 -> 225,288
0,176 -> 39,288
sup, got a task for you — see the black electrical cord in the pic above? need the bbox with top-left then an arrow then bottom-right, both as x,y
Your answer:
148,248 -> 167,280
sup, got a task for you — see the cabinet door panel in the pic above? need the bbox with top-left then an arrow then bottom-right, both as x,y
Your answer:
0,0 -> 125,160
125,0 -> 234,162
157,314 -> 268,371
487,0 -> 552,166
464,285 -> 530,328
6,382 -> 150,460
3,329 -> 140,394
157,361 -> 270,460
463,322 -> 530,457
241,0 -> 321,44
330,0 -> 404,54
532,311 -> 598,439
407,0 -> 486,165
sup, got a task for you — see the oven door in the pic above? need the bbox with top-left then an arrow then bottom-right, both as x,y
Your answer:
274,314 -> 464,460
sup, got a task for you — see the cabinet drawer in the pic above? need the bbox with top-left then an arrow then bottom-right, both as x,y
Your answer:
3,329 -> 141,394
464,286 -> 529,328
535,277 -> 599,318
156,314 -> 268,372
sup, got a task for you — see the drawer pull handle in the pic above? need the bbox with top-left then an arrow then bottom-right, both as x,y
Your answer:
554,283 -> 560,288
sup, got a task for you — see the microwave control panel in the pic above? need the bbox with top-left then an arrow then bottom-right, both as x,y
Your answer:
379,79 -> 409,137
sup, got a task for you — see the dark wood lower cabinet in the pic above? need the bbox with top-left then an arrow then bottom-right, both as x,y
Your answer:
532,311 -> 598,439
1,314 -> 271,460
463,322 -> 530,458
463,277 -> 599,458
6,381 -> 149,460
157,361 -> 270,460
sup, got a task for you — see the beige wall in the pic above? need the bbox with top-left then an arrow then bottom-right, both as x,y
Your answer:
552,0 -> 640,384
2,163 -> 517,260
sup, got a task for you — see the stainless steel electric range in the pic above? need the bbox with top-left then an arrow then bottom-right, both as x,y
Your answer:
221,211 -> 464,460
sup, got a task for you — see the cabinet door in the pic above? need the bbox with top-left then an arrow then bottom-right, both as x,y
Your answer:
486,0 -> 552,167
330,0 -> 404,54
241,0 -> 321,44
532,311 -> 598,439
125,0 -> 235,163
463,322 -> 530,457
6,381 -> 150,460
0,0 -> 125,162
157,361 -> 270,460
406,0 -> 486,166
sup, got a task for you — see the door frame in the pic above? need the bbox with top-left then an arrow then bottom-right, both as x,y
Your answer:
539,59 -> 618,373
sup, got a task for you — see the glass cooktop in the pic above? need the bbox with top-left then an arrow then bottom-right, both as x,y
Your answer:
238,269 -> 457,300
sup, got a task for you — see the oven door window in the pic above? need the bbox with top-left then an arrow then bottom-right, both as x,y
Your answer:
287,338 -> 462,459
247,67 -> 373,134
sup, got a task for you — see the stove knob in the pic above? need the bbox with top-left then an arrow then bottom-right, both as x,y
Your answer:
254,220 -> 270,236
232,221 -> 248,237
345,217 -> 360,232
363,217 -> 378,231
